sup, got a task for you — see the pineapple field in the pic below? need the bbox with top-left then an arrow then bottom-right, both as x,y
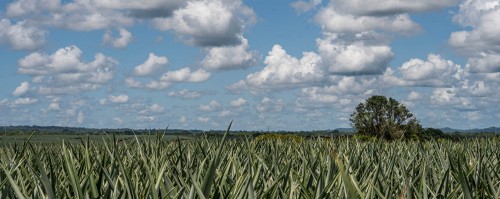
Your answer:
0,128 -> 499,198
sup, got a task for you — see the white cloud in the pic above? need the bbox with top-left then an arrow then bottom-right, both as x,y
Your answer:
0,99 -> 8,106
160,67 -> 211,83
256,97 -> 285,114
103,28 -> 132,48
14,97 -> 38,105
125,78 -> 172,90
199,100 -> 221,112
153,0 -> 256,47
108,94 -> 129,103
197,117 -> 210,123
228,44 -> 324,92
467,52 -> 500,73
113,117 -> 123,124
95,0 -> 186,18
218,110 -> 232,117
317,34 -> 393,75
0,19 -> 46,50
77,111 -> 84,124
179,116 -> 188,124
17,45 -> 117,95
148,103 -> 165,113
133,53 -> 168,76
330,0 -> 461,16
48,102 -> 61,111
449,0 -> 500,73
461,79 -> 492,97
99,98 -> 108,105
291,0 -> 322,13
125,77 -> 143,88
297,76 -> 378,106
13,81 -> 30,96
168,89 -> 202,99
315,7 -> 420,34
201,37 -> 259,70
144,81 -> 171,90
6,0 -> 60,17
407,91 -> 421,101
396,54 -> 463,87
49,2 -> 133,31
230,97 -> 247,107
137,115 -> 155,122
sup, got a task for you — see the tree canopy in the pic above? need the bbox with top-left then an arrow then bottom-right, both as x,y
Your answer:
350,95 -> 422,140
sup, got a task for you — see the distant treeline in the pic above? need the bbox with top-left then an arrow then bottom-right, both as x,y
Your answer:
0,125 -> 499,139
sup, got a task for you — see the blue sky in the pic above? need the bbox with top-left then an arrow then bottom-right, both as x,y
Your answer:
1,0 -> 499,131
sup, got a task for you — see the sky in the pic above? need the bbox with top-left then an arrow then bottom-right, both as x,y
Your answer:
0,0 -> 499,131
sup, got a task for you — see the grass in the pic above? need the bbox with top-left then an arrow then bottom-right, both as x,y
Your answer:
0,130 -> 498,198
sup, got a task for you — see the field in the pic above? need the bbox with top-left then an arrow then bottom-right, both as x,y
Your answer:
0,130 -> 499,198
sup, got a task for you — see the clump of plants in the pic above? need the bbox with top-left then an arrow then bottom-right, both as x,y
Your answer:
350,95 -> 422,140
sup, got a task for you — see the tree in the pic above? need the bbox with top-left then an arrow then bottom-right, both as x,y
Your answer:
350,95 -> 422,140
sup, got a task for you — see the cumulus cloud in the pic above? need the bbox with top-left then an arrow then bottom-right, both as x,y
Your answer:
14,97 -> 38,105
103,28 -> 132,48
199,100 -> 221,112
461,79 -> 492,97
330,0 -> 461,16
297,76 -> 378,107
139,103 -> 165,114
153,0 -> 256,47
317,34 -> 393,75
395,54 -> 464,87
17,45 -> 117,95
0,19 -> 46,50
407,91 -> 421,101
133,53 -> 168,76
108,94 -> 129,103
256,97 -> 285,114
13,81 -> 30,96
168,89 -> 203,99
95,0 -> 186,18
6,0 -> 60,17
179,116 -> 188,124
431,87 -> 459,106
48,102 -> 61,111
449,0 -> 500,73
201,37 -> 259,70
197,117 -> 210,123
230,97 -> 247,107
467,52 -> 500,73
315,7 -> 420,34
77,111 -> 84,124
291,0 -> 322,13
127,66 -> 210,91
160,67 -> 211,83
113,117 -> 123,124
126,78 -> 172,90
137,115 -> 155,122
5,0 -> 133,31
228,44 -> 324,92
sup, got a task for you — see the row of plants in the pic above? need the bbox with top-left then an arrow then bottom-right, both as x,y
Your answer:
0,128 -> 498,198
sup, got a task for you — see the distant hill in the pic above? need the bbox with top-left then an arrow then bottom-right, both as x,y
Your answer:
334,127 -> 500,133
0,125 -> 498,134
334,128 -> 355,133
439,126 -> 500,133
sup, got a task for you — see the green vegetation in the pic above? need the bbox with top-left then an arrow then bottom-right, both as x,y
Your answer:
0,128 -> 498,198
351,95 -> 422,140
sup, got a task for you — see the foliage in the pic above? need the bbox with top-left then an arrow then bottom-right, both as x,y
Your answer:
0,132 -> 499,198
421,128 -> 453,140
350,95 -> 422,140
255,133 -> 304,142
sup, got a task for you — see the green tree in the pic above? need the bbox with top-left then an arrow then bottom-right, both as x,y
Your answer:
350,95 -> 422,140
